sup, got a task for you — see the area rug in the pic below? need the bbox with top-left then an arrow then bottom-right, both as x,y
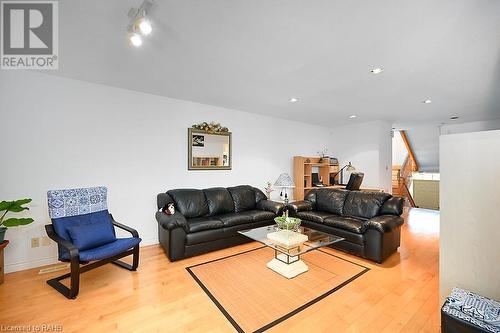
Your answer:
186,246 -> 369,332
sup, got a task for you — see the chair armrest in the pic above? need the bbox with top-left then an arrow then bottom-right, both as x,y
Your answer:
365,215 -> 404,233
155,211 -> 188,232
110,214 -> 139,238
256,200 -> 284,215
45,224 -> 79,259
289,201 -> 314,215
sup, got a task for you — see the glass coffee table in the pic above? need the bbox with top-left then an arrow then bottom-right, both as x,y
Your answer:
238,225 -> 344,279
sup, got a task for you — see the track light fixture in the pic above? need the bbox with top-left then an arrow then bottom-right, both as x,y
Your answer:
127,0 -> 156,47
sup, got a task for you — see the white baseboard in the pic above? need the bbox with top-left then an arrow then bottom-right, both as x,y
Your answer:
5,237 -> 159,274
5,257 -> 60,274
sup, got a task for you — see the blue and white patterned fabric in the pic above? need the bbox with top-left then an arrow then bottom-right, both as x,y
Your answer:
47,187 -> 108,218
442,288 -> 500,333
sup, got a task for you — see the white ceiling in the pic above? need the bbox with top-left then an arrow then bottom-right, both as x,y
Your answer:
52,0 -> 500,127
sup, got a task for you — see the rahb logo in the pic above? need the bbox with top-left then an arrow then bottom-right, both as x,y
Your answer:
1,0 -> 58,69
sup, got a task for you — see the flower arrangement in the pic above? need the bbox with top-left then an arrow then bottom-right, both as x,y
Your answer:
192,122 -> 229,134
264,182 -> 274,198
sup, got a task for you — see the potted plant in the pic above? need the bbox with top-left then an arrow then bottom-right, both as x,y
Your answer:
0,199 -> 34,243
318,148 -> 329,163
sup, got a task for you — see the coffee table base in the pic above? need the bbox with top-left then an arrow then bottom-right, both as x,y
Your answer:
267,255 -> 309,279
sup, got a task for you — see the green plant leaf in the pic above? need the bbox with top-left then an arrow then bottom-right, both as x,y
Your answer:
2,218 -> 34,227
0,201 -> 12,211
3,198 -> 32,212
14,198 -> 32,206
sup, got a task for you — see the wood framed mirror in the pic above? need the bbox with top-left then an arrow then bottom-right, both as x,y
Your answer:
188,128 -> 232,170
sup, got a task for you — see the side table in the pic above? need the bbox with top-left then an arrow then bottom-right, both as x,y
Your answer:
0,240 -> 9,284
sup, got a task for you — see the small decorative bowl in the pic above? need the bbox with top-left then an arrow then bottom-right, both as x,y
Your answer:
274,216 -> 301,231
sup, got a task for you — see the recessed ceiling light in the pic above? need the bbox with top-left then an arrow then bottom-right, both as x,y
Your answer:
370,68 -> 384,74
422,99 -> 432,104
450,116 -> 459,120
289,97 -> 299,103
349,115 -> 357,119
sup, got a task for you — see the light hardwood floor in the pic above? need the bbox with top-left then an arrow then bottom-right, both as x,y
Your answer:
0,208 -> 441,332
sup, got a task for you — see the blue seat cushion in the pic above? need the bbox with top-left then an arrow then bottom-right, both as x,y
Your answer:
61,237 -> 141,262
67,220 -> 117,251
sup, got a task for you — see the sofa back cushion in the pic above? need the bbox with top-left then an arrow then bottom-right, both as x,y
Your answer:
304,191 -> 317,209
203,187 -> 235,216
227,185 -> 256,212
168,189 -> 209,218
380,196 -> 404,216
253,187 -> 267,204
316,188 -> 349,215
343,191 -> 392,219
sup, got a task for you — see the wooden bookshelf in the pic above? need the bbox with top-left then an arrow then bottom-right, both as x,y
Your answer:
293,156 -> 340,201
192,156 -> 221,167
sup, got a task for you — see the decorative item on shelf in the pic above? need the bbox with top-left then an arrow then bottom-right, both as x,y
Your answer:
191,122 -> 229,134
329,157 -> 339,166
331,162 -> 356,185
264,182 -> 274,200
0,198 -> 34,243
305,158 -> 310,163
274,211 -> 301,232
274,173 -> 295,206
317,148 -> 329,163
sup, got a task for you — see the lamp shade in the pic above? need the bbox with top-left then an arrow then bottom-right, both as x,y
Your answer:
274,173 -> 295,188
346,162 -> 356,172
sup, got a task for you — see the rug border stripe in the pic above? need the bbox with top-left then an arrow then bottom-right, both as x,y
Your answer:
186,246 -> 370,333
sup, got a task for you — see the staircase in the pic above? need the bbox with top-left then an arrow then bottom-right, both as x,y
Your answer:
392,130 -> 418,207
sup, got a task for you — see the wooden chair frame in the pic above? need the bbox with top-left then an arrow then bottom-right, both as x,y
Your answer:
45,214 -> 139,299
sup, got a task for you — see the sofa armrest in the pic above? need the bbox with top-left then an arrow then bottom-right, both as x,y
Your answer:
155,211 -> 188,232
289,201 -> 314,215
365,215 -> 404,233
256,200 -> 284,215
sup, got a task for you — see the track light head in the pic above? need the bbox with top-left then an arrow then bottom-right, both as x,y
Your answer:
138,18 -> 152,35
129,33 -> 143,47
127,1 -> 156,46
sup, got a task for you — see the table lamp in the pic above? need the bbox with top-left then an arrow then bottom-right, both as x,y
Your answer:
332,162 -> 356,185
274,173 -> 295,206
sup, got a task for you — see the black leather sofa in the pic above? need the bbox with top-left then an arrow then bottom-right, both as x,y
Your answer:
155,185 -> 284,261
291,188 -> 404,263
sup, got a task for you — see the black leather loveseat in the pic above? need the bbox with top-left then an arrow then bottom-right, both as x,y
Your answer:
156,185 -> 284,261
291,188 -> 404,263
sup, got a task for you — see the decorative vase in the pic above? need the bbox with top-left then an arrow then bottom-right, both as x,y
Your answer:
0,227 -> 6,243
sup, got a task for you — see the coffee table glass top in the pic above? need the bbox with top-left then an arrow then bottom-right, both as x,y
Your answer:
238,225 -> 344,256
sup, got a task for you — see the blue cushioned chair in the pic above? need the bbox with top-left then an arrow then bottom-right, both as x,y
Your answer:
45,186 -> 141,299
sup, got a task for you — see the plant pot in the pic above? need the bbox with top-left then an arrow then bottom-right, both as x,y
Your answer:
0,227 -> 6,243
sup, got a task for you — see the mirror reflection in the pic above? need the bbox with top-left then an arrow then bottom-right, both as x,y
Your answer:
188,128 -> 231,170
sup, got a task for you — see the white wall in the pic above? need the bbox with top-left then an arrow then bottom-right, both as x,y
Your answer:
404,124 -> 440,172
329,121 -> 392,192
440,129 -> 500,302
441,119 -> 500,135
392,130 -> 407,166
0,71 -> 331,272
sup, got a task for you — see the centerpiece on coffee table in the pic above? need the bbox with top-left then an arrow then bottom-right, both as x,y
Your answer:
274,211 -> 301,231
